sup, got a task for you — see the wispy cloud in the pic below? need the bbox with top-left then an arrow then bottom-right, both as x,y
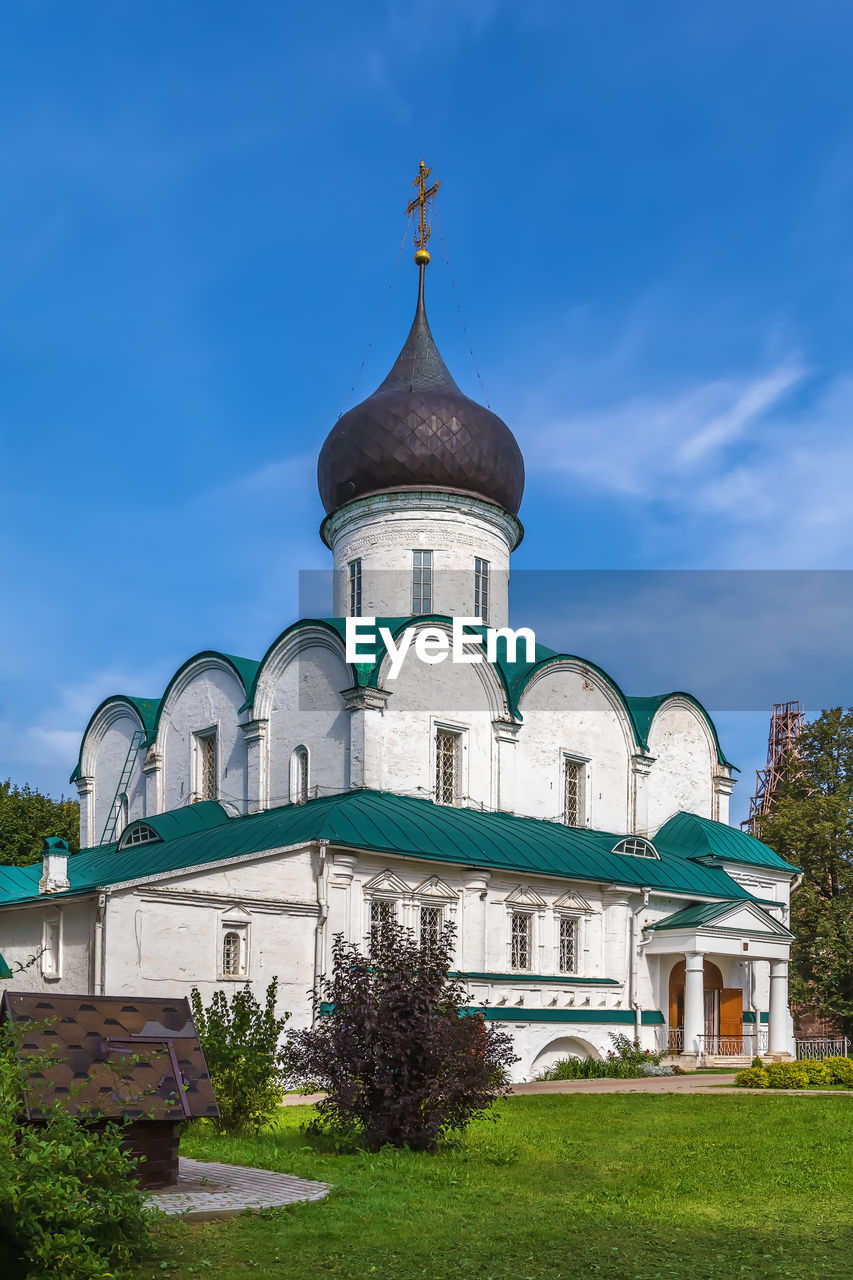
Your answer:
522,359 -> 853,566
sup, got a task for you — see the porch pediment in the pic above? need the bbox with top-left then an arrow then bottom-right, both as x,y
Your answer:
649,898 -> 792,939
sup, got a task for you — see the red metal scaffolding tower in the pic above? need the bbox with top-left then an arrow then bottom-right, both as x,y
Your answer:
741,701 -> 806,835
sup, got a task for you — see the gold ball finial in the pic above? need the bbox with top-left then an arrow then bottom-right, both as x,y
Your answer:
414,248 -> 431,266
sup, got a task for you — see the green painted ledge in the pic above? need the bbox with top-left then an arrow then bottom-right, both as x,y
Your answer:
451,971 -> 620,986
743,1011 -> 769,1024
471,1008 -> 666,1025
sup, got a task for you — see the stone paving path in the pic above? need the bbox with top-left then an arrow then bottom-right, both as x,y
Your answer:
146,1157 -> 330,1220
511,1073 -> 739,1094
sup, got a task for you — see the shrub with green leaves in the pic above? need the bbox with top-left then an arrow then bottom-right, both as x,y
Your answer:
0,1019 -> 149,1280
737,1057 -> 853,1089
288,922 -> 517,1151
190,978 -> 291,1131
536,1032 -> 669,1082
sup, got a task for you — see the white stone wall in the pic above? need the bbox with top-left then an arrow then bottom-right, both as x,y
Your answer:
156,659 -> 249,814
323,491 -> 519,628
646,699 -> 718,830
78,703 -> 147,846
0,898 -> 95,993
515,664 -> 634,829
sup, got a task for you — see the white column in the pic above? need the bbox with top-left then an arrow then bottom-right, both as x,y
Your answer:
683,952 -> 705,1055
343,687 -> 390,790
242,719 -> 269,813
75,777 -> 95,848
492,720 -> 520,813
142,748 -> 162,816
462,871 -> 491,972
630,755 -> 654,835
768,960 -> 789,1055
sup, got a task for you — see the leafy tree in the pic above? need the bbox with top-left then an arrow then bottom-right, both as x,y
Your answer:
190,978 -> 291,1131
759,706 -> 853,1036
0,780 -> 79,867
0,1018 -> 149,1279
288,921 -> 517,1151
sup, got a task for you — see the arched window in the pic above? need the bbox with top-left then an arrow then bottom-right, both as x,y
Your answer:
222,931 -> 241,976
612,836 -> 659,860
291,746 -> 309,805
118,822 -> 160,849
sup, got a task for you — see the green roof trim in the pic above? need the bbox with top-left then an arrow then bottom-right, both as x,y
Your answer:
70,694 -> 161,783
150,652 -> 260,743
649,898 -> 792,937
0,791 -> 764,908
451,972 -> 620,986
655,811 -> 798,873
472,1008 -> 665,1025
239,615 -> 731,768
743,1011 -> 770,1024
0,953 -> 13,980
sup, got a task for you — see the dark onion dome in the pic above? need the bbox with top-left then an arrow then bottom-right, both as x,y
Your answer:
317,269 -> 525,517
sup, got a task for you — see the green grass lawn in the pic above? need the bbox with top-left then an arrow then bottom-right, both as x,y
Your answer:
136,1094 -> 853,1280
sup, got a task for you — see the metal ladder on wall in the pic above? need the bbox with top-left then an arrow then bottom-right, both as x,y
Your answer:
99,730 -> 145,845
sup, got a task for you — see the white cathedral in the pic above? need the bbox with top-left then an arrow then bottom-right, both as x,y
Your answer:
0,187 -> 797,1079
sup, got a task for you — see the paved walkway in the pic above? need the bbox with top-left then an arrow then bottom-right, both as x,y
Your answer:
146,1157 -> 330,1220
511,1073 -> 738,1095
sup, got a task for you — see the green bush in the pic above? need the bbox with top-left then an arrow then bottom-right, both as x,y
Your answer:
734,1065 -> 770,1088
0,1019 -> 149,1279
737,1057 -> 853,1089
536,1033 -> 668,1082
190,978 -> 291,1131
823,1055 -> 853,1086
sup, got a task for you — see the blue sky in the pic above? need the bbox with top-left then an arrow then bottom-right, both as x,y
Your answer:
2,1 -> 852,822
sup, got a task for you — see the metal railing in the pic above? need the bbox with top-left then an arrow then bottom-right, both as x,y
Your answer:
795,1037 -> 849,1060
698,1030 -> 767,1057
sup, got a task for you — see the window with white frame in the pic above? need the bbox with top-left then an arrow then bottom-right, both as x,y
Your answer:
474,557 -> 490,624
435,727 -> 461,805
119,823 -> 159,849
196,730 -> 217,801
563,756 -> 584,827
612,837 -> 659,859
369,899 -> 396,952
420,904 -> 443,952
292,746 -> 309,805
412,549 -> 433,614
41,914 -> 61,980
510,911 -> 532,971
220,922 -> 248,978
349,558 -> 362,617
559,916 -> 579,974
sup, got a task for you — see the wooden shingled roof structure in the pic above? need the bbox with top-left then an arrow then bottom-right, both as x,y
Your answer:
1,991 -> 219,1122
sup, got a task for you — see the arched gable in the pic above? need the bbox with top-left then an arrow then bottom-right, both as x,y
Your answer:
646,695 -> 720,829
153,652 -> 256,813
75,696 -> 152,847
250,622 -> 352,809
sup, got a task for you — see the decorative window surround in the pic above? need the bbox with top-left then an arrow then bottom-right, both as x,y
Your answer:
194,730 -> 217,802
433,723 -> 467,806
41,914 -> 62,980
219,918 -> 249,979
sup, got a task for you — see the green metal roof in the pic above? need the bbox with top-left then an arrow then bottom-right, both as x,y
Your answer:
149,652 -> 260,743
655,811 -> 798,873
649,898 -> 792,936
0,791 -> 764,908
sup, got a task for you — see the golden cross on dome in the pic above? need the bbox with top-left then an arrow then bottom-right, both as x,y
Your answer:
406,159 -> 441,265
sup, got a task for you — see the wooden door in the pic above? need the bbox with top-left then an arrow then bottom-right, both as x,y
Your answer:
720,988 -> 743,1052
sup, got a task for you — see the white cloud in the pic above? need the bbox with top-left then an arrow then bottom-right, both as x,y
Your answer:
522,360 -> 853,567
